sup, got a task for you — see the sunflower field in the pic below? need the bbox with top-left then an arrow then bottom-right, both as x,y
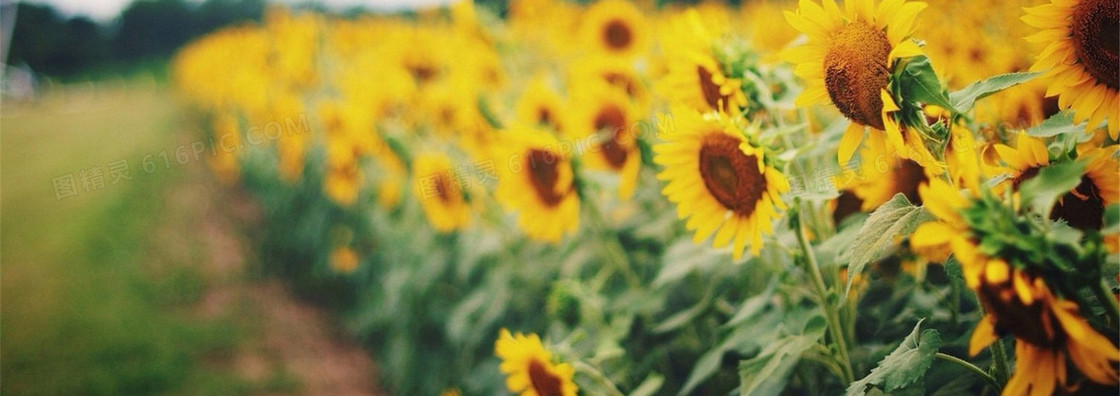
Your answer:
171,0 -> 1119,394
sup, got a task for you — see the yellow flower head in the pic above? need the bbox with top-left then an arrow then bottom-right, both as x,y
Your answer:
413,152 -> 471,233
969,261 -> 1120,395
835,133 -> 930,211
654,108 -> 789,259
495,126 -> 580,243
658,9 -> 749,114
516,76 -> 568,134
209,113 -> 242,185
1023,0 -> 1119,139
567,83 -> 643,199
992,133 -> 1118,231
581,0 -> 649,59
494,329 -> 579,396
912,178 -> 1120,394
329,246 -> 360,274
783,0 -> 927,164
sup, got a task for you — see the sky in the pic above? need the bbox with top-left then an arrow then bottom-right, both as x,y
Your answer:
28,0 -> 456,21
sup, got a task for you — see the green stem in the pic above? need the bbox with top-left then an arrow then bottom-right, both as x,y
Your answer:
582,190 -> 641,288
805,345 -> 846,381
989,336 -> 1012,385
949,277 -> 961,324
794,200 -> 855,384
971,303 -> 1012,385
936,353 -> 1001,392
1096,279 -> 1120,328
573,361 -> 625,396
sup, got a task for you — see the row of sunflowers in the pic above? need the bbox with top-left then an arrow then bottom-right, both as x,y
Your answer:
172,0 -> 1119,394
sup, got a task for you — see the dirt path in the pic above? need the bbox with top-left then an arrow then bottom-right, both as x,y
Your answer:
156,133 -> 385,395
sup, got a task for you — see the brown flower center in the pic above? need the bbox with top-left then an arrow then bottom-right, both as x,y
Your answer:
833,190 -> 864,225
526,149 -> 566,207
434,173 -> 454,203
527,359 -> 563,396
893,159 -> 927,205
698,134 -> 767,216
698,65 -> 733,112
824,21 -> 891,129
1013,168 -> 1104,230
1011,166 -> 1042,190
604,72 -> 641,98
978,272 -> 1056,348
594,105 -> 630,169
407,63 -> 437,84
1072,0 -> 1119,89
603,19 -> 633,51
1052,176 -> 1105,230
538,106 -> 555,127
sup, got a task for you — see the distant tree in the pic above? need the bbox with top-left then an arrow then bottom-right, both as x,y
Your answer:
7,3 -> 110,75
113,0 -> 194,61
194,0 -> 266,35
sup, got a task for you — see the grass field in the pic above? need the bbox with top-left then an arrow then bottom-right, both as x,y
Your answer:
0,80 -> 251,395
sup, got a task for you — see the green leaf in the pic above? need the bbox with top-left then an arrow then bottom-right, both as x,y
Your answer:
898,56 -> 956,112
846,320 -> 941,395
630,374 -> 664,396
738,332 -> 823,396
654,240 -> 725,287
476,95 -> 503,129
843,194 -> 936,296
652,290 -> 712,334
1105,204 -> 1119,234
943,256 -> 964,284
949,72 -> 1040,113
1026,112 -> 1088,138
1019,160 -> 1087,219
724,277 -> 777,328
679,310 -> 781,395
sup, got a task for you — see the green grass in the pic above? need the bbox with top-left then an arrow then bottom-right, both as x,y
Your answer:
1,81 -> 249,395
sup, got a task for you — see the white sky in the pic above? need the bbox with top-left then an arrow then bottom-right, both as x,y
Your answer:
26,0 -> 456,21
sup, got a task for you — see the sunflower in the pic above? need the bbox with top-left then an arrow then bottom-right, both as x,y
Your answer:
269,93 -> 308,183
516,76 -> 567,134
990,131 -> 1051,192
969,260 -> 1120,396
372,144 -> 406,210
582,0 -> 649,59
1023,0 -> 1119,139
742,1 -> 802,62
412,153 -> 471,233
658,10 -> 748,114
329,246 -> 360,274
836,133 -> 929,211
1052,145 -> 1120,231
654,108 -> 789,260
783,0 -> 927,164
976,81 -> 1059,129
324,161 -> 363,207
992,133 -> 1119,230
571,57 -> 651,112
912,179 -> 1120,395
944,122 -> 983,193
567,85 -> 642,199
495,126 -> 580,243
208,113 -> 241,185
909,179 -> 979,283
494,329 -> 579,396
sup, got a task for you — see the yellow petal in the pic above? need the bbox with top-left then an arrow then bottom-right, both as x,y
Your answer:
838,122 -> 865,165
968,314 -> 998,356
910,222 -> 955,248
888,40 -> 923,66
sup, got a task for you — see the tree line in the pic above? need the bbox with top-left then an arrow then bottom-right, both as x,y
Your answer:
7,0 -> 266,77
